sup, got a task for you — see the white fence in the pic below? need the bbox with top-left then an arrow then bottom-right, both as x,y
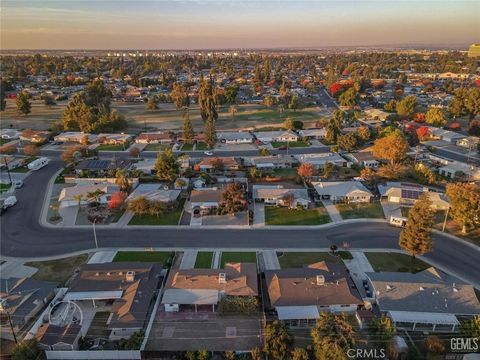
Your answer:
46,350 -> 141,359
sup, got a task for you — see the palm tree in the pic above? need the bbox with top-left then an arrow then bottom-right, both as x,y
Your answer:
86,189 -> 105,209
115,169 -> 131,193
73,194 -> 83,211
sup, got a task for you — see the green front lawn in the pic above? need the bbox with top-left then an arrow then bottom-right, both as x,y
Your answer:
335,202 -> 384,219
270,168 -> 298,178
26,254 -> 89,285
220,252 -> 256,267
277,252 -> 341,268
10,166 -> 30,173
113,251 -> 174,265
194,252 -> 214,268
265,206 -> 331,225
271,141 -> 310,148
96,143 -> 127,151
401,207 -> 410,217
365,252 -> 430,273
0,139 -> 13,146
128,198 -> 185,225
181,143 -> 194,151
0,183 -> 11,193
144,143 -> 171,151
195,142 -> 210,151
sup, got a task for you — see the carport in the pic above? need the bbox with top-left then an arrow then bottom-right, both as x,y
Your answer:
161,289 -> 219,312
276,306 -> 320,328
388,311 -> 459,332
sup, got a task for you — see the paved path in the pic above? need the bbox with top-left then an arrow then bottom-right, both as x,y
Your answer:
253,203 -> 265,226
0,260 -> 37,278
116,210 -> 134,227
380,201 -> 402,220
321,200 -> 342,222
212,252 -> 221,269
58,206 -> 78,226
87,251 -> 117,264
180,250 -> 198,269
262,250 -> 280,270
343,251 -> 375,299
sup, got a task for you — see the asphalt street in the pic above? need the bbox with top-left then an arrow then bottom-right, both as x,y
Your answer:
1,159 -> 479,287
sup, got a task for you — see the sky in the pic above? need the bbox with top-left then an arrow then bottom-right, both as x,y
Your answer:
1,0 -> 479,50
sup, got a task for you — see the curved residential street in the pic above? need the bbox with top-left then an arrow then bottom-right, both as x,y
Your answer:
1,157 -> 479,288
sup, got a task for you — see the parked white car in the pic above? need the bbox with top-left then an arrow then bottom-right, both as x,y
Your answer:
1,195 -> 17,208
27,157 -> 50,171
204,151 -> 213,156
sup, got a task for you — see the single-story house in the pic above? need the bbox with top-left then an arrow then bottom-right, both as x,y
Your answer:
250,155 -> 293,169
36,323 -> 82,351
130,158 -> 156,175
196,157 -> 240,172
456,136 -> 480,149
75,158 -> 131,175
64,262 -> 161,340
438,161 -> 480,181
312,181 -> 373,203
135,132 -> 173,144
265,262 -> 363,328
19,130 -> 51,144
428,127 -> 466,144
217,131 -> 254,144
58,183 -> 120,208
254,130 -> 299,143
126,184 -> 181,204
54,132 -> 98,144
366,268 -> 480,332
378,181 -> 450,209
298,129 -> 326,140
190,188 -> 223,212
345,152 -> 379,168
0,278 -> 57,340
295,153 -> 347,169
252,185 -> 310,208
363,108 -> 390,122
97,133 -> 133,145
162,263 -> 258,313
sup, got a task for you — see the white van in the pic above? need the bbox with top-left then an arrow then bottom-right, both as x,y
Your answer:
389,216 -> 407,227
27,157 -> 50,171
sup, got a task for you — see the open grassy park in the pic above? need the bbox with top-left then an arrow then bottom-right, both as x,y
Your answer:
1,99 -> 321,132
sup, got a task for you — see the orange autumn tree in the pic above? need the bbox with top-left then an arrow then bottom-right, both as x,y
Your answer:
416,126 -> 431,141
108,191 -> 128,211
297,163 -> 314,179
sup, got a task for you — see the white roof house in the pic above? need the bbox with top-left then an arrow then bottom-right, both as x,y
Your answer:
217,131 -> 254,144
312,181 -> 373,203
456,136 -> 480,149
298,129 -> 326,139
295,153 -> 347,169
378,181 -> 450,209
252,185 -> 310,208
250,155 -> 293,169
126,184 -> 181,203
130,158 -> 156,175
58,183 -> 120,207
438,161 -> 480,180
428,127 -> 466,144
254,130 -> 299,143
54,132 -> 98,144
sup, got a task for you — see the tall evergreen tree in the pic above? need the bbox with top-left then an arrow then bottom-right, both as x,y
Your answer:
155,148 -> 179,182
399,193 -> 434,260
182,111 -> 195,144
198,77 -> 217,122
204,114 -> 217,148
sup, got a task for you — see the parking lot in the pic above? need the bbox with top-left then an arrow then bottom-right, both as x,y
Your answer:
145,311 -> 262,351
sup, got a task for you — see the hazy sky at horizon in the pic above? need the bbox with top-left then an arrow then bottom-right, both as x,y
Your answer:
1,0 -> 479,49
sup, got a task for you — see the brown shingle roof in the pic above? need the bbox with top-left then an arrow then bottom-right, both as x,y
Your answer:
265,262 -> 362,307
190,189 -> 223,203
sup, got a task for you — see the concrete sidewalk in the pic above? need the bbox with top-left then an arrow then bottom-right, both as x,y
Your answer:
321,200 -> 342,222
212,252 -> 221,269
180,250 -> 198,269
0,260 -> 38,278
117,210 -> 134,227
380,201 -> 402,220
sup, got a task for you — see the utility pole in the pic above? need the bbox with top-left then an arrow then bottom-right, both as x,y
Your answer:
92,218 -> 98,249
2,157 -> 12,184
442,206 -> 450,232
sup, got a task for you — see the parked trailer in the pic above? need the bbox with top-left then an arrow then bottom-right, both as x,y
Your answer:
27,157 -> 50,171
389,216 -> 407,227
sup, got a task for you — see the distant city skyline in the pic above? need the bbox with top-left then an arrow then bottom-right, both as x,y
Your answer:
1,0 -> 479,50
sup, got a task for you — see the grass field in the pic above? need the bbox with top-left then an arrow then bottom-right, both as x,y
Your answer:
96,143 -> 127,151
270,168 -> 298,178
194,252 -> 214,268
220,252 -> 257,267
113,251 -> 173,265
195,142 -> 210,150
335,202 -> 384,219
181,143 -> 194,151
128,198 -> 185,225
365,252 -> 430,273
26,254 -> 89,285
265,206 -> 331,225
1,99 -> 321,132
277,252 -> 341,268
271,141 -> 310,148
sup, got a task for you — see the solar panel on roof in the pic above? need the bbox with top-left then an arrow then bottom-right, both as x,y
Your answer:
401,189 -> 422,200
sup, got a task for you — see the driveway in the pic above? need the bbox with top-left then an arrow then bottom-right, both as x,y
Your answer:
343,251 -> 375,299
380,201 -> 402,220
321,200 -> 342,222
253,202 -> 265,226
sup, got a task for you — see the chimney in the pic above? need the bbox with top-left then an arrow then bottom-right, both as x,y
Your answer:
218,273 -> 226,284
126,271 -> 135,282
316,275 -> 325,286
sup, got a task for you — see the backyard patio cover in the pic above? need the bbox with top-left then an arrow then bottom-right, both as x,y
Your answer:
388,311 -> 459,326
276,306 -> 320,320
161,289 -> 219,305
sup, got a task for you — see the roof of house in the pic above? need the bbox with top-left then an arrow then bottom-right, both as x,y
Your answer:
295,152 -> 346,164
190,189 -> 223,203
252,186 -> 309,201
197,157 -> 239,168
66,262 -> 161,329
312,181 -> 372,198
127,184 -> 180,203
75,158 -> 131,171
251,155 -> 291,166
0,277 -> 57,327
59,184 -> 120,202
348,152 -> 378,163
162,263 -> 258,304
217,132 -> 254,141
254,130 -> 299,139
298,129 -> 327,137
136,132 -> 172,141
367,268 -> 480,315
36,323 -> 82,346
265,262 -> 363,307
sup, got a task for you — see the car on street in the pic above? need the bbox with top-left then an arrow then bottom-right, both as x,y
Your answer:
12,180 -> 23,189
278,146 -> 287,150
0,196 -> 17,215
204,151 -> 213,156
